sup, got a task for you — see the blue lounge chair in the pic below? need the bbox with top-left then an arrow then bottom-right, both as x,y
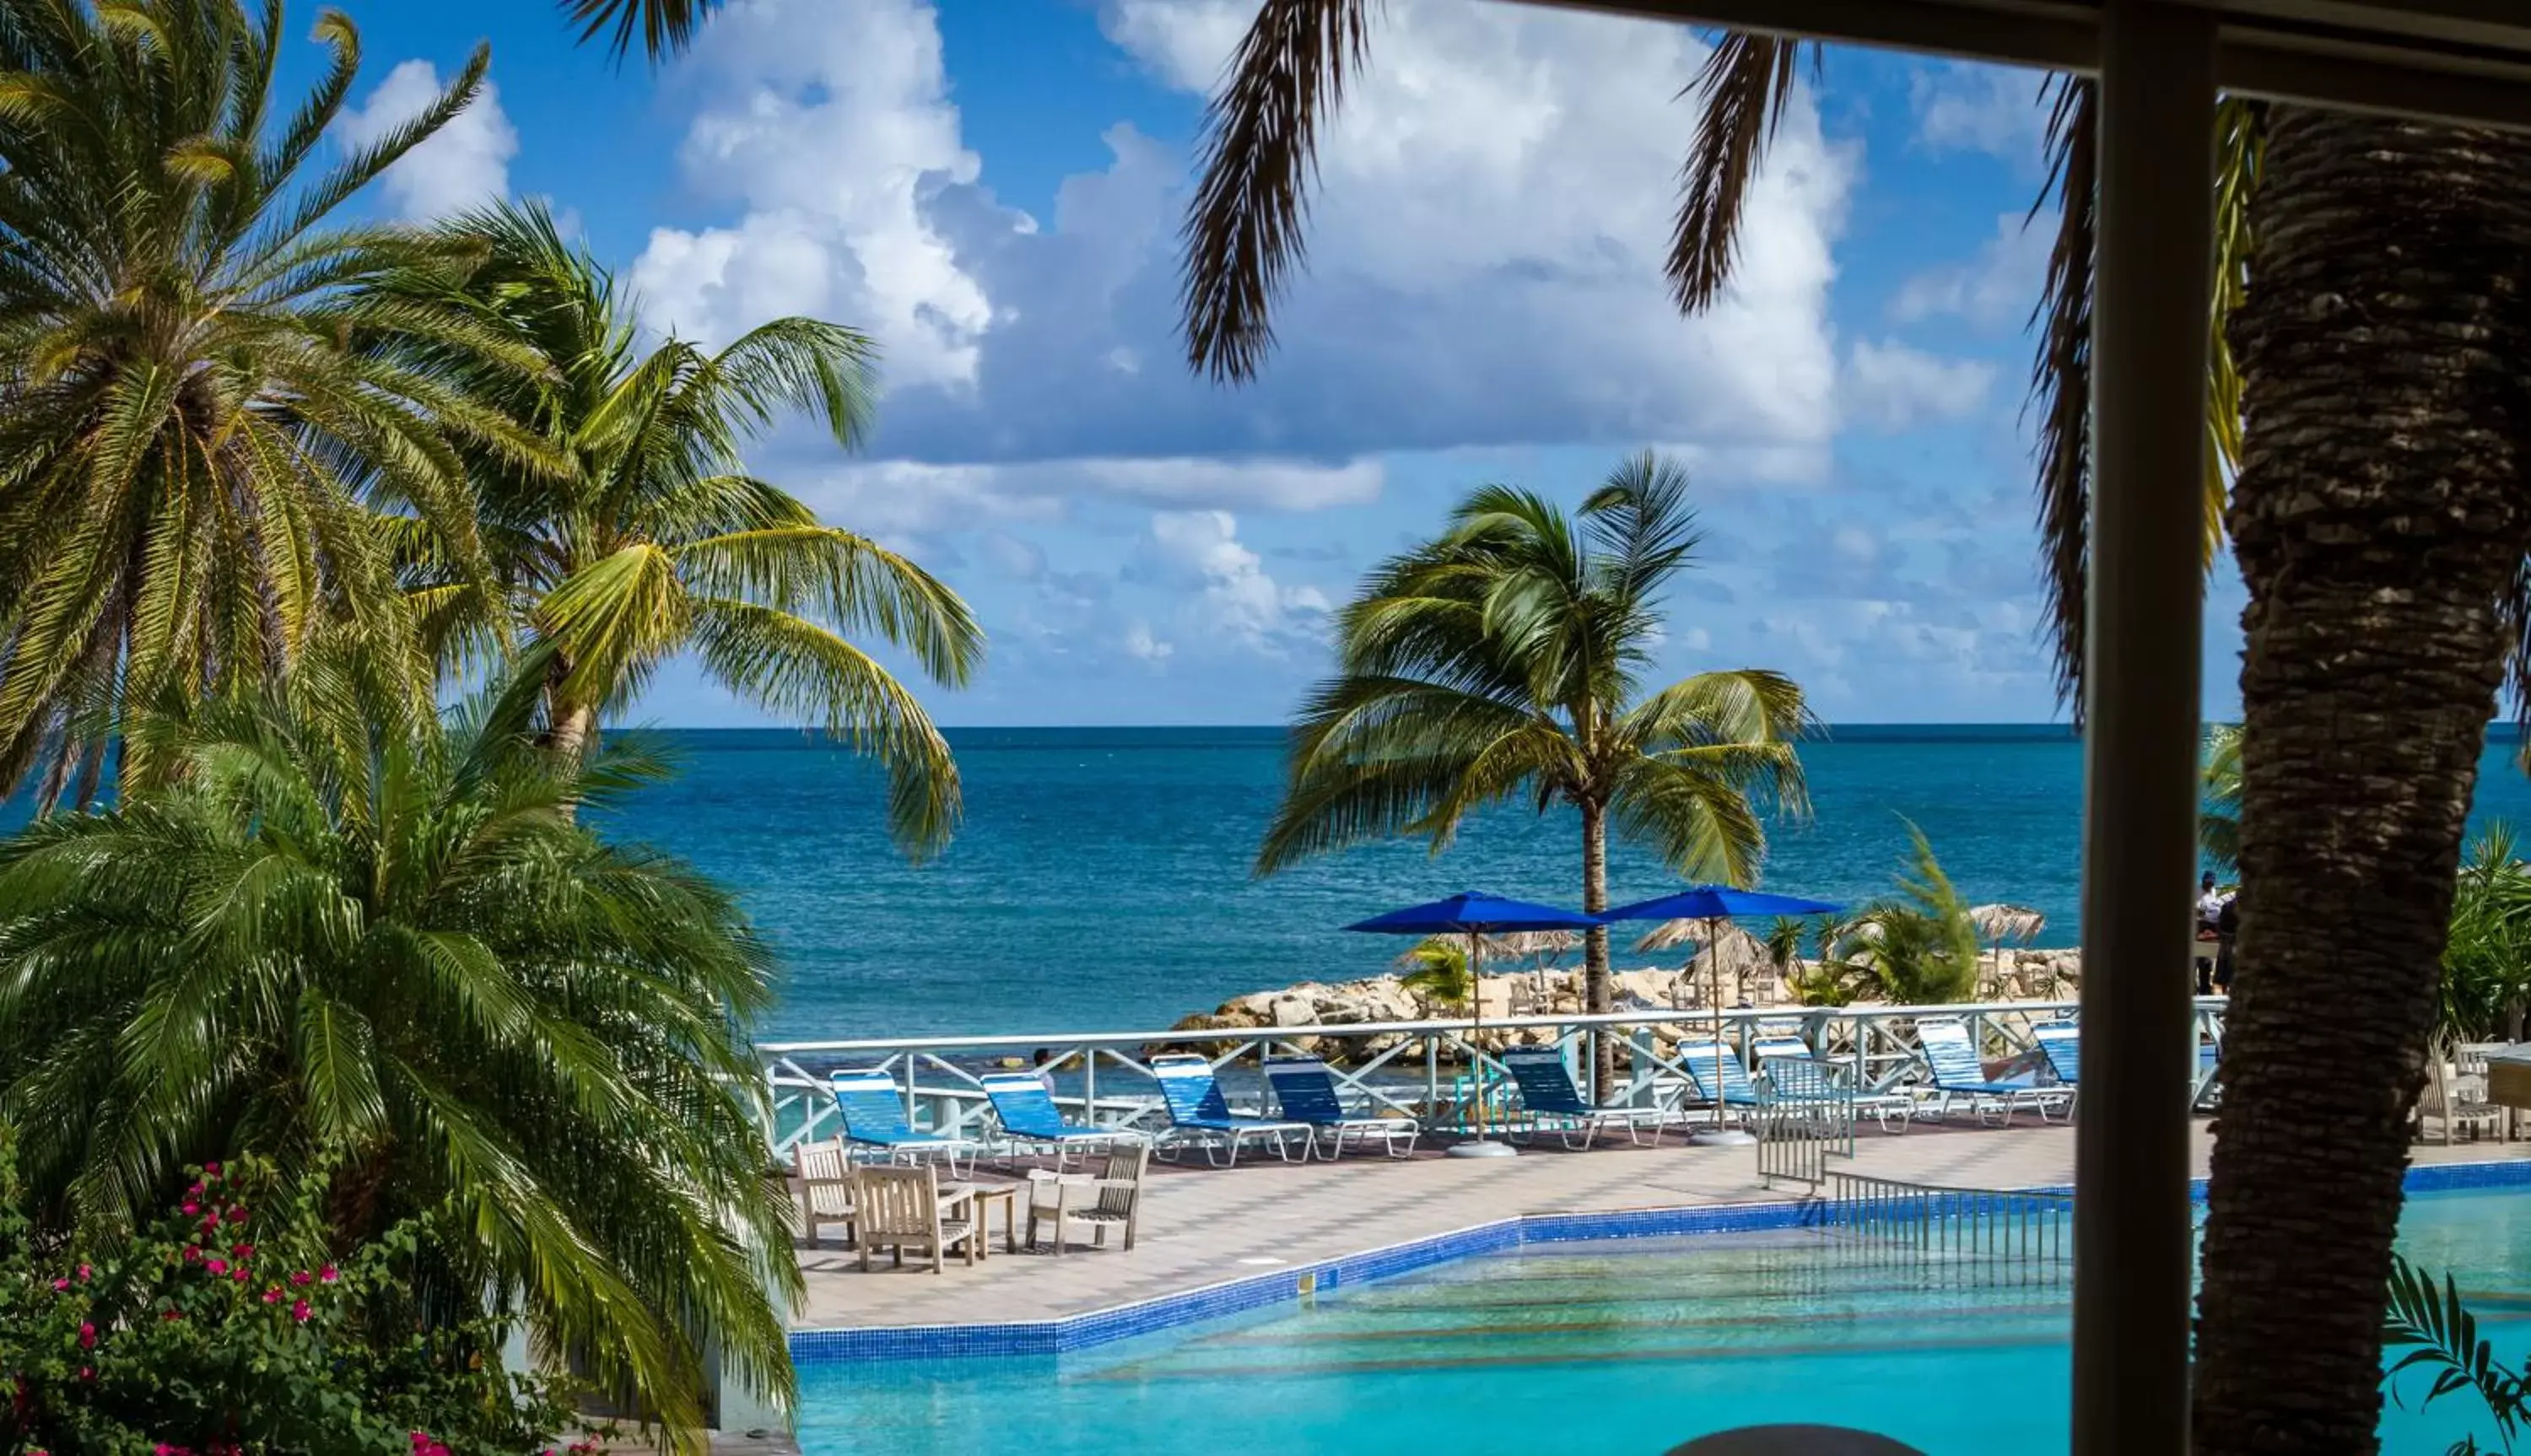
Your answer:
1147,1054 -> 1314,1167
979,1072 -> 1135,1170
829,1069 -> 982,1173
1752,1037 -> 1913,1133
2032,1022 -> 2081,1092
1263,1055 -> 1419,1160
1501,1047 -> 1666,1149
1676,1039 -> 1763,1130
1914,1019 -> 2071,1126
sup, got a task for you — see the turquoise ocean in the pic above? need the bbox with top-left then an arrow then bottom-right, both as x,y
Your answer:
608,725 -> 2531,1043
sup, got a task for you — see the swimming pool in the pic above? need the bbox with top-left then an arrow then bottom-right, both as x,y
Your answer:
796,1186 -> 2531,1455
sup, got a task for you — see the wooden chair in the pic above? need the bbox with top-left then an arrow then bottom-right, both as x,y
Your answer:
1023,1142 -> 1147,1255
2422,1041 -> 2507,1146
850,1164 -> 976,1273
791,1139 -> 855,1249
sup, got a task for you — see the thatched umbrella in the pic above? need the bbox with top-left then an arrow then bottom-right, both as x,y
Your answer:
1971,903 -> 2047,995
1394,930 -> 1581,1011
1633,919 -> 1771,1006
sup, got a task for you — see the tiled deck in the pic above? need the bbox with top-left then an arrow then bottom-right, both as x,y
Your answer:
792,1121 -> 2531,1332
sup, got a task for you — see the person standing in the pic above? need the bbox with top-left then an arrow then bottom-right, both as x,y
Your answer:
2215,892 -> 2240,993
2195,871 -> 2223,995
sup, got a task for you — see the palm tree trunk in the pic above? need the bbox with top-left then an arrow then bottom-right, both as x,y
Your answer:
1580,798 -> 1613,1102
548,699 -> 599,760
2193,105 -> 2531,1454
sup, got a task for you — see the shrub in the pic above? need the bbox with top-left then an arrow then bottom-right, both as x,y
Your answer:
1,1157 -> 584,1456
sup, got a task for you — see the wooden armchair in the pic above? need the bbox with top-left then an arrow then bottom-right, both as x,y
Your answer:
791,1139 -> 855,1249
850,1163 -> 976,1273
1024,1142 -> 1147,1255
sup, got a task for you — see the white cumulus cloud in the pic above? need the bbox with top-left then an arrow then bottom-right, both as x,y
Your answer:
1842,339 -> 1995,432
1890,212 -> 2053,329
1141,510 -> 1331,655
338,61 -> 516,220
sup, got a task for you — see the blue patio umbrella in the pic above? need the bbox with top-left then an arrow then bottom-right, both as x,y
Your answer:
1345,892 -> 1603,1158
1597,887 -> 1843,1146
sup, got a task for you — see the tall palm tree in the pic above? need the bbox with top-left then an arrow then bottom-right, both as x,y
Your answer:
0,0 -> 541,810
1179,8 -> 2531,1448
381,202 -> 982,854
1256,452 -> 1811,1097
2189,110 -> 2531,1453
0,639 -> 797,1446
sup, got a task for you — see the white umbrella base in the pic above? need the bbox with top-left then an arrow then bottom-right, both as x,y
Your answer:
1445,1139 -> 1519,1158
1690,1128 -> 1758,1147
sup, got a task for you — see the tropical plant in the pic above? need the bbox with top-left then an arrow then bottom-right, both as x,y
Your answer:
1396,936 -> 1472,1011
2441,824 -> 2531,1045
377,201 -> 981,852
0,647 -> 797,1443
1813,824 -> 1981,1006
1,1153 -> 587,1456
2383,1252 -> 2531,1455
1255,451 -> 1811,1097
561,0 -> 719,61
2200,722 -> 2244,872
1180,11 -> 2531,1448
0,0 -> 538,810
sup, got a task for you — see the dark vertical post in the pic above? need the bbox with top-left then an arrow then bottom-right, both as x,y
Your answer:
2079,3 -> 2216,1452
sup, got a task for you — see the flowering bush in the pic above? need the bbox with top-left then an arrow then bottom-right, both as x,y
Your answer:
1,1158 -> 586,1455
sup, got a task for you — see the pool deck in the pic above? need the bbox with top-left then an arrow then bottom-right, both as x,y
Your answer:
792,1121 -> 2531,1332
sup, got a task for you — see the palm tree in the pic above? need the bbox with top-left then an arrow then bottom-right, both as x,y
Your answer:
1179,11 -> 2531,1447
1815,824 -> 1981,1006
0,642 -> 798,1444
0,0 -> 537,809
1256,451 -> 1811,1097
380,202 -> 982,853
561,0 -> 718,61
2200,722 -> 2243,872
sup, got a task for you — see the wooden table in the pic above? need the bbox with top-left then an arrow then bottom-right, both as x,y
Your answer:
945,1182 -> 1020,1257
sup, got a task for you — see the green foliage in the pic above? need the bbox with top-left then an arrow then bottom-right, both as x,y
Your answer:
2384,1252 -> 2530,1454
0,655 -> 797,1442
1396,938 -> 1471,1010
1,1154 -> 586,1456
2201,723 -> 2244,872
1816,823 -> 1982,1006
1260,453 -> 1811,887
2443,822 -> 2531,1043
375,200 -> 980,856
0,0 -> 533,807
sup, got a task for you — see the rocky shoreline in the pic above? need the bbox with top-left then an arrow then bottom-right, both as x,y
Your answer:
1164,948 -> 2084,1058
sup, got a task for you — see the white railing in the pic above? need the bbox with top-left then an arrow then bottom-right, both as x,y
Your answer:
757,996 -> 2231,1157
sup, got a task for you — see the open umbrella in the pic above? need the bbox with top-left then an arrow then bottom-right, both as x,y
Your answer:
1598,886 -> 1843,1146
1969,903 -> 2048,997
1345,892 -> 1603,1159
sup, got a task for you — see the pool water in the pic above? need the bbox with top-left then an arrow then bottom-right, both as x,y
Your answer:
797,1189 -> 2531,1455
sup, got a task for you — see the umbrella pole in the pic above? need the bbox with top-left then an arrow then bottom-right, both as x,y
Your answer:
1444,928 -> 1516,1158
1693,914 -> 1756,1147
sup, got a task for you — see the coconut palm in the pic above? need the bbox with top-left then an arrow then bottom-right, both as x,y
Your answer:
1255,451 -> 1811,1097
380,201 -> 981,853
1815,825 -> 1981,1006
561,0 -> 719,60
1182,10 -> 2531,1447
0,640 -> 797,1445
0,0 -> 539,810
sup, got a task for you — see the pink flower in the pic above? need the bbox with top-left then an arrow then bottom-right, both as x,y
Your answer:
202,1161 -> 220,1175
75,1264 -> 89,1281
182,1246 -> 201,1264
318,1265 -> 339,1284
230,1243 -> 251,1258
186,1184 -> 202,1198
227,1205 -> 247,1224
181,1202 -> 199,1215
229,1268 -> 249,1283
77,1321 -> 94,1349
204,1258 -> 227,1275
51,1278 -> 67,1292
161,1308 -> 183,1321
289,1270 -> 311,1286
201,1209 -> 220,1228
291,1298 -> 311,1323
262,1287 -> 283,1304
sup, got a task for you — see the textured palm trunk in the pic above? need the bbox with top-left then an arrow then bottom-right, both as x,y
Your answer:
1580,798 -> 1613,1102
2194,106 -> 2531,1454
547,699 -> 599,761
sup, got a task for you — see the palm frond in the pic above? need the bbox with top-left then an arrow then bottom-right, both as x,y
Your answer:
1179,0 -> 1378,382
1668,34 -> 1815,313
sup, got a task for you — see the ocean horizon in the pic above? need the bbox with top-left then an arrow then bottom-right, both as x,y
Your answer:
599,722 -> 2531,1044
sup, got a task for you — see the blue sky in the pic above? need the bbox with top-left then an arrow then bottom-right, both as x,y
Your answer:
326,0 -> 2250,726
